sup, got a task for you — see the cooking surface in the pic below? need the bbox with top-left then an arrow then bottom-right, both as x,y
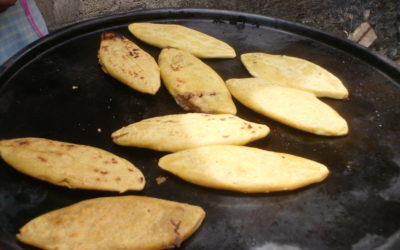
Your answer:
0,9 -> 400,250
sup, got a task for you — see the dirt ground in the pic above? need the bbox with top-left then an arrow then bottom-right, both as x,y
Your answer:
36,0 -> 400,63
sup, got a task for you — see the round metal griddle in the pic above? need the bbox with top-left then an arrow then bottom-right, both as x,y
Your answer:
1,9 -> 400,250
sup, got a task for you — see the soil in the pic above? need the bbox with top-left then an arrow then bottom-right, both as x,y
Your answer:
36,0 -> 400,63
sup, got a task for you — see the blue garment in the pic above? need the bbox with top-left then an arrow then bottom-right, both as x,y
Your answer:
0,0 -> 48,65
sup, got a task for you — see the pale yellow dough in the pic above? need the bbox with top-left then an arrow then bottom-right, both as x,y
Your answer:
241,53 -> 349,99
98,32 -> 160,94
128,22 -> 236,58
112,113 -> 270,152
17,196 -> 205,250
159,145 -> 329,193
0,137 -> 145,192
226,78 -> 349,136
159,47 -> 236,114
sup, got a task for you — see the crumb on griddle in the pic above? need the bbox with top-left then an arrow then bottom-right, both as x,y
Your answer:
156,176 -> 168,184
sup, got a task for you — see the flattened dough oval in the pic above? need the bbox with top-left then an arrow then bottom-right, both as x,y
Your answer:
159,145 -> 329,193
226,78 -> 349,136
0,137 -> 145,193
241,53 -> 348,99
98,32 -> 160,94
159,48 -> 236,114
129,22 -> 236,58
17,196 -> 205,250
112,113 -> 270,152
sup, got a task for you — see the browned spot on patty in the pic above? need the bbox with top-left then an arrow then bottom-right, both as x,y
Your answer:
169,220 -> 182,248
69,233 -> 79,238
61,144 -> 75,149
101,32 -> 124,40
175,93 -> 202,112
164,120 -> 178,123
129,49 -> 140,58
37,156 -> 47,162
170,64 -> 182,71
176,78 -> 186,83
16,140 -> 29,145
53,218 -> 64,225
112,132 -> 129,139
